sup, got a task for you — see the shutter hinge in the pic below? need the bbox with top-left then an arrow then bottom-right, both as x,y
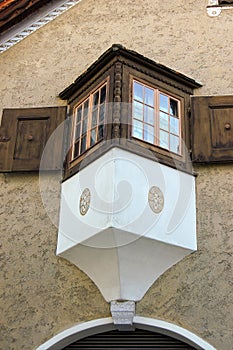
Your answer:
0,136 -> 10,142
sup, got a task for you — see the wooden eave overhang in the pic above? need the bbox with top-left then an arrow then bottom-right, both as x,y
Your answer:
59,44 -> 202,101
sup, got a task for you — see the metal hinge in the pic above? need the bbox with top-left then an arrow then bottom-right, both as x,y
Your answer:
0,136 -> 10,142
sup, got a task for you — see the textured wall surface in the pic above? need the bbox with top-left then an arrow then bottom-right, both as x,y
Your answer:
0,0 -> 233,349
0,173 -> 109,350
0,0 -> 233,120
137,164 -> 233,350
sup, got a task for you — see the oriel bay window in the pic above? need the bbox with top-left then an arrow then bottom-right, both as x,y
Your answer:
59,44 -> 201,178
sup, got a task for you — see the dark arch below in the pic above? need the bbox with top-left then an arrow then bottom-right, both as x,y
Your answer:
62,327 -> 196,349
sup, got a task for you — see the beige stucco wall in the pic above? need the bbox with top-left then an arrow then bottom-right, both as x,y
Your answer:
0,0 -> 233,349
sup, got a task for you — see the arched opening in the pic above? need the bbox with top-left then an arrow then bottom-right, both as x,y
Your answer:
36,317 -> 216,350
62,328 -> 196,349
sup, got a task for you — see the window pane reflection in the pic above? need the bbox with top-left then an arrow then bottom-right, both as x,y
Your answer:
90,129 -> 96,146
160,112 -> 169,131
160,130 -> 169,150
99,104 -> 105,122
170,116 -> 179,135
144,106 -> 154,124
133,120 -> 143,139
144,124 -> 154,143
170,134 -> 180,153
75,123 -> 81,139
92,109 -> 98,127
133,81 -> 143,102
159,93 -> 169,112
133,100 -> 143,120
82,118 -> 87,134
145,87 -> 154,106
84,100 -> 89,117
77,106 -> 82,122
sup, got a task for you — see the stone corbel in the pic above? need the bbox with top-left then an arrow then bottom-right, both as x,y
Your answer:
110,301 -> 135,331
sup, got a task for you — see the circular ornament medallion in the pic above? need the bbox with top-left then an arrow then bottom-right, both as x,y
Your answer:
79,188 -> 91,216
148,186 -> 164,214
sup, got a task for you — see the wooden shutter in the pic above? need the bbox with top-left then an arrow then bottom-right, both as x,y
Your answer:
0,107 -> 67,171
62,329 -> 196,349
191,95 -> 233,162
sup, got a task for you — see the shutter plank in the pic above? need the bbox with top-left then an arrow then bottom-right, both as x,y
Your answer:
39,106 -> 67,171
0,110 -> 18,171
191,95 -> 233,163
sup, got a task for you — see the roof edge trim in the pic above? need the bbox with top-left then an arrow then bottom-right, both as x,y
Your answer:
0,0 -> 82,54
59,44 -> 202,100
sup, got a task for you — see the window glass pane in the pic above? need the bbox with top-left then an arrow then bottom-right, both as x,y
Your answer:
170,134 -> 180,154
100,85 -> 106,104
144,106 -> 154,125
159,93 -> 169,112
99,104 -> 105,122
160,112 -> 169,131
144,87 -> 154,106
90,129 -> 96,146
98,124 -> 104,141
80,135 -> 87,154
132,120 -> 143,139
144,124 -> 154,144
84,100 -> 89,117
92,109 -> 98,127
75,123 -> 81,139
77,106 -> 82,122
133,81 -> 143,102
133,100 -> 143,120
170,99 -> 178,116
159,130 -> 169,150
82,118 -> 88,134
73,141 -> 79,158
93,91 -> 99,107
170,116 -> 179,135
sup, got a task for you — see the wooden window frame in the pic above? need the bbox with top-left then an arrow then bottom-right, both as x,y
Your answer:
131,78 -> 182,156
70,80 -> 109,163
120,67 -> 188,172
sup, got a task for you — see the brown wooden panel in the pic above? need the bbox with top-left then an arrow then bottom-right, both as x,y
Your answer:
191,95 -> 233,162
13,117 -> 48,159
0,106 -> 66,172
210,106 -> 233,149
